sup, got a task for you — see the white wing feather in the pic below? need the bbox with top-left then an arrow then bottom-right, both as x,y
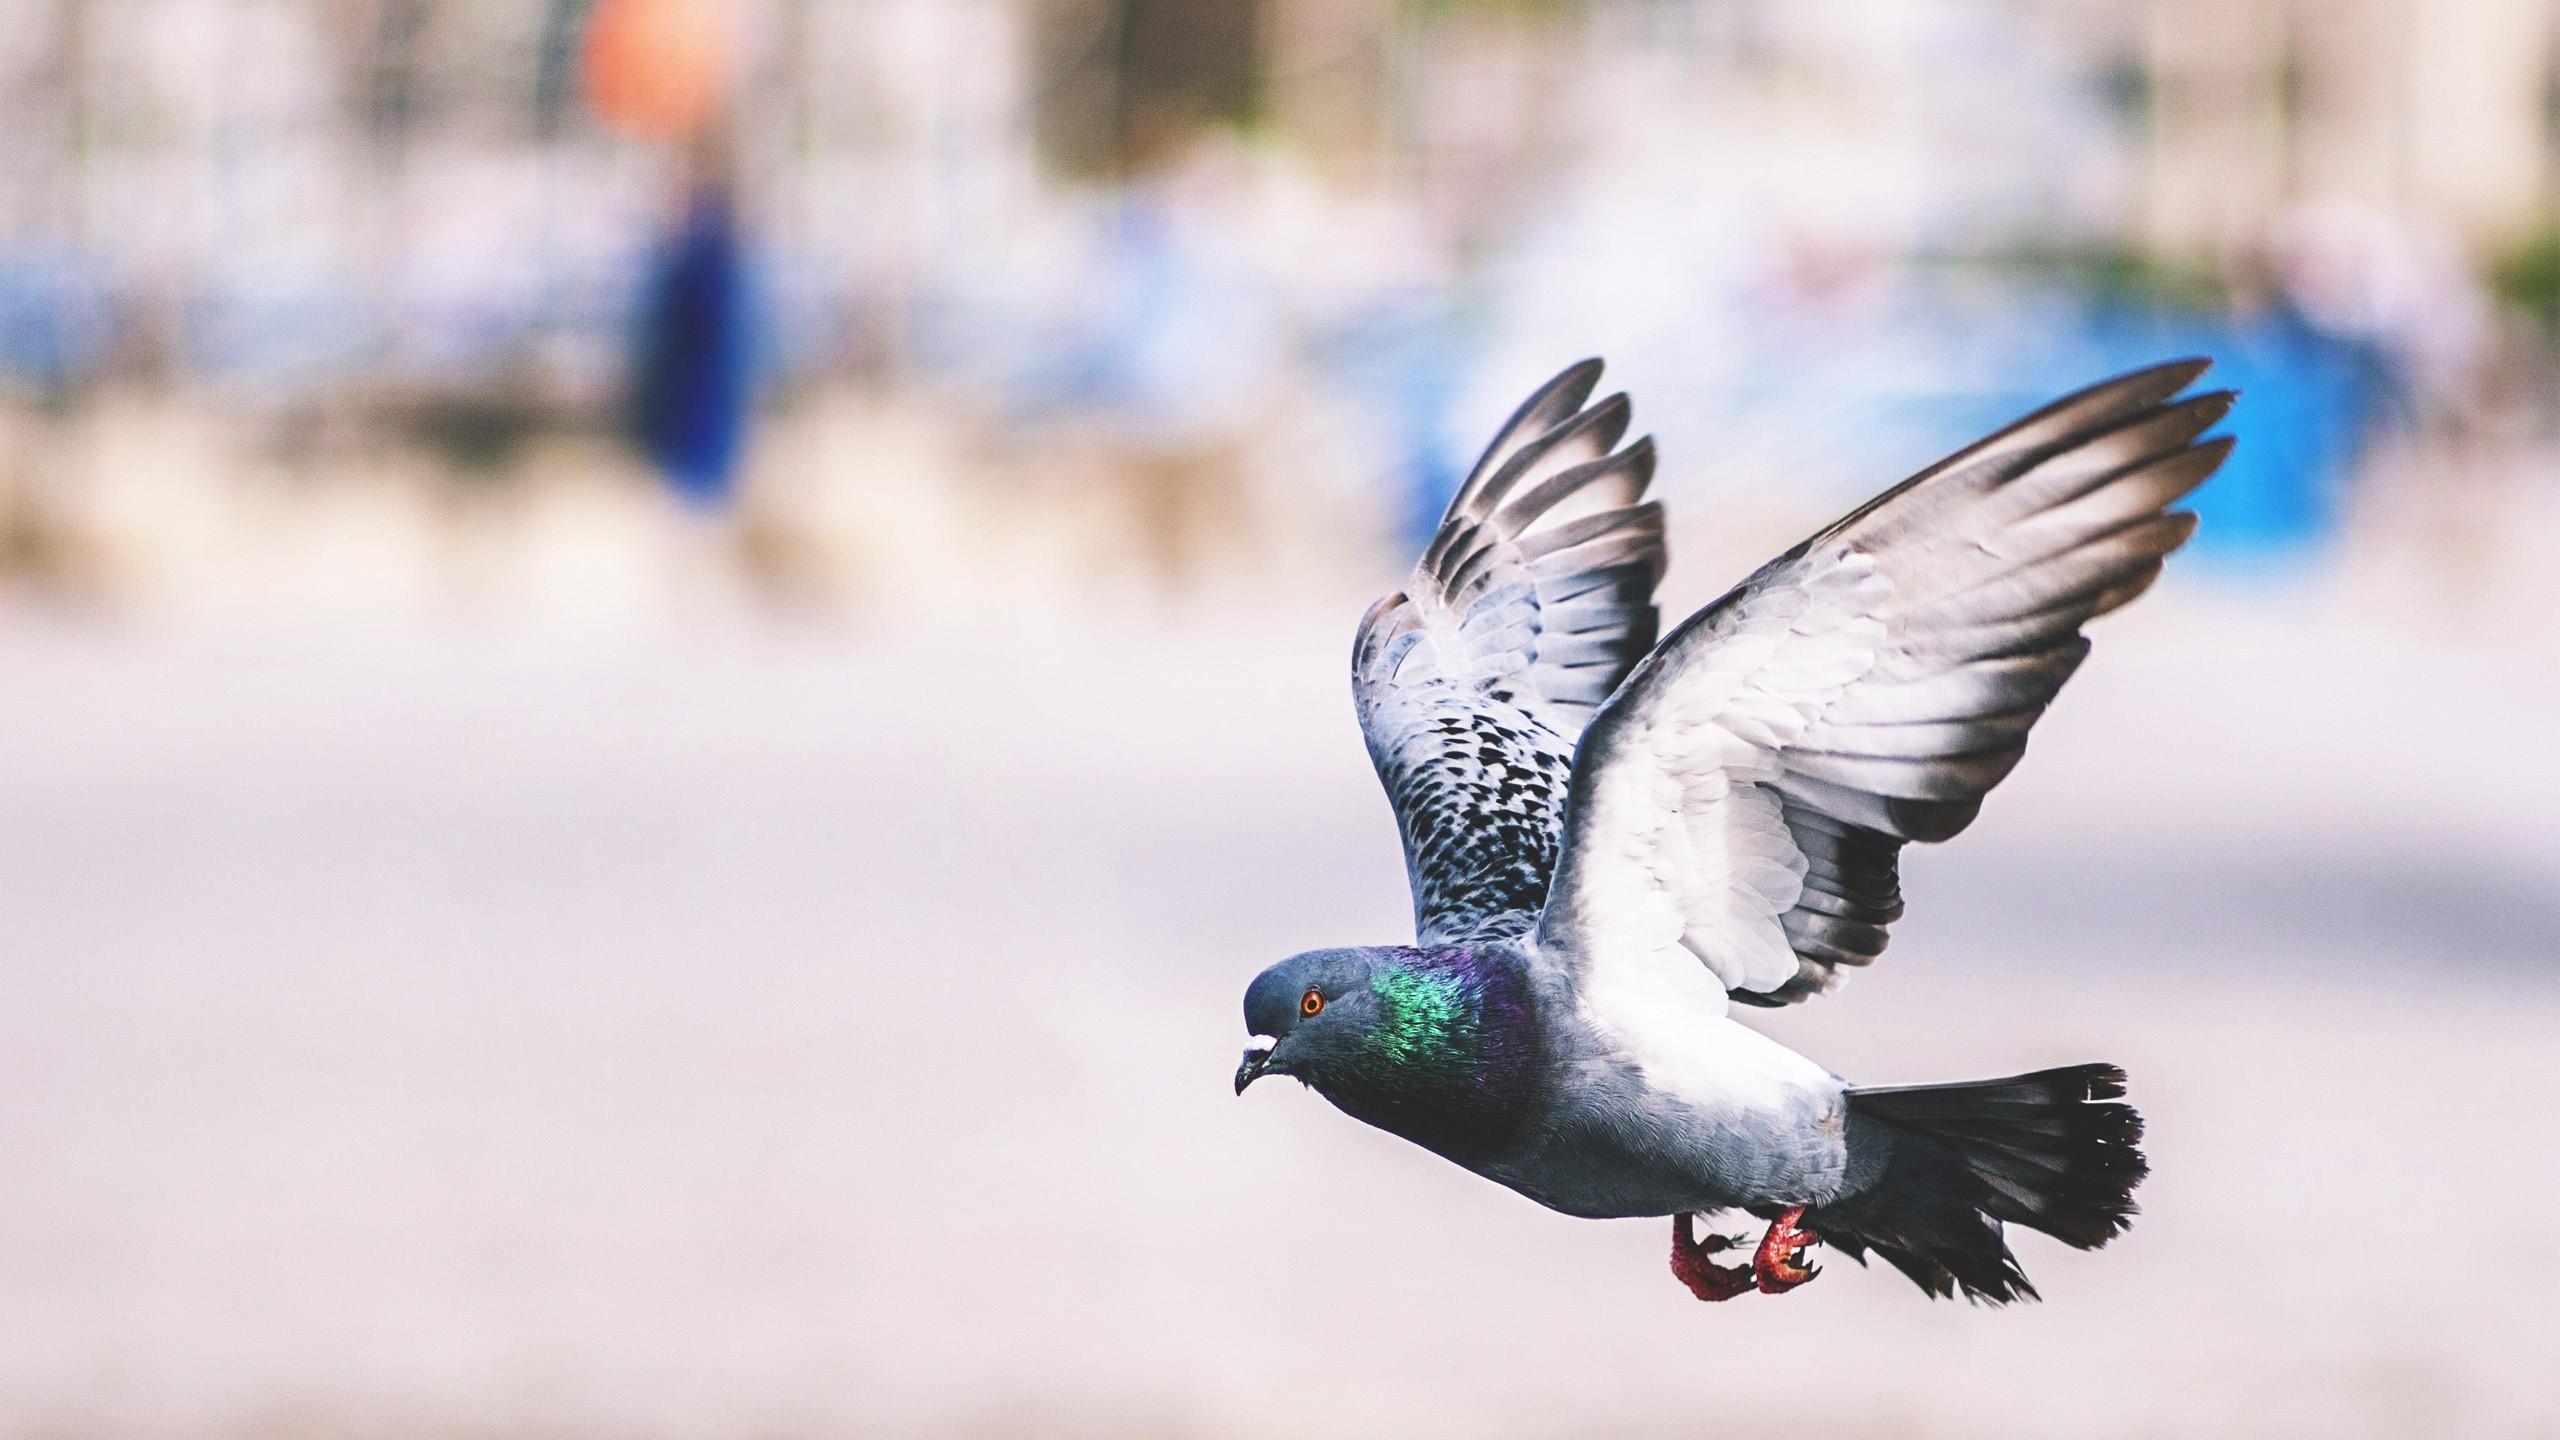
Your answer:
1539,360 -> 2234,1007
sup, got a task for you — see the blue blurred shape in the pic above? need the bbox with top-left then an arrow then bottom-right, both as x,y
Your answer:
633,182 -> 757,507
0,249 -> 114,391
2041,304 -> 2394,566
1315,293 -> 1477,550
2166,308 -> 2391,563
1883,292 -> 2394,571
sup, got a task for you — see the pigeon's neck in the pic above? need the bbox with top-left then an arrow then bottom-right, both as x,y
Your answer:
1320,947 -> 1540,1161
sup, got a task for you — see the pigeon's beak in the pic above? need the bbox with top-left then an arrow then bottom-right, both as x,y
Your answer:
1234,1037 -> 1277,1094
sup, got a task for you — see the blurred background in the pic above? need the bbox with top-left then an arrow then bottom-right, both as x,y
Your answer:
3,1 -> 2557,1437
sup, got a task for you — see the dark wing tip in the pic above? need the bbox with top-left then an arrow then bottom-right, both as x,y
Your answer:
2113,356 -> 2212,399
2176,387 -> 2239,426
2024,355 -> 2221,438
1453,358 -> 1614,506
1531,358 -> 1607,417
2150,355 -> 2214,386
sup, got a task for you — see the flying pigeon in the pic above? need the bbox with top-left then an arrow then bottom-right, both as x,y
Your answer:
1234,358 -> 2232,1302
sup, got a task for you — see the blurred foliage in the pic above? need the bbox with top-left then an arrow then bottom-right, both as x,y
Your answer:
2489,225 -> 2560,326
1971,246 -> 2231,312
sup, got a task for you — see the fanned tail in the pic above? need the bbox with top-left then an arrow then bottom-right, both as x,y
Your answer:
1808,1063 -> 2148,1304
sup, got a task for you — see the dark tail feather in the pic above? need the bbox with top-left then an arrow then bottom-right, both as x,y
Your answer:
1808,1063 -> 2148,1304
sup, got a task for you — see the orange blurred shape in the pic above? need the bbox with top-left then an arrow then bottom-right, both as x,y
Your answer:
582,0 -> 732,139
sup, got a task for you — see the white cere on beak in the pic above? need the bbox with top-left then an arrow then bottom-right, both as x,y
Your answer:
1246,1034 -> 1278,1057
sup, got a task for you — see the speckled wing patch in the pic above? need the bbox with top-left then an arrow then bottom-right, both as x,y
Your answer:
1354,360 -> 1666,947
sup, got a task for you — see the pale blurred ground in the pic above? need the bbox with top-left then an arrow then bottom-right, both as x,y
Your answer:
2,567 -> 2555,1440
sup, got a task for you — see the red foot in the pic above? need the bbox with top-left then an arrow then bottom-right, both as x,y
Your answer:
1752,1205 -> 1822,1294
1670,1213 -> 1753,1302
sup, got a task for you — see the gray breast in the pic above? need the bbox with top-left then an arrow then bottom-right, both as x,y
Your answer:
1482,1002 -> 1853,1219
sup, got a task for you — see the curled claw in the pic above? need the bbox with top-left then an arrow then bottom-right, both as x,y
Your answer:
1752,1205 -> 1824,1295
1670,1213 -> 1754,1302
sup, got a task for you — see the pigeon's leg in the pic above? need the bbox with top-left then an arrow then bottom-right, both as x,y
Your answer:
1752,1205 -> 1822,1294
1670,1213 -> 1754,1302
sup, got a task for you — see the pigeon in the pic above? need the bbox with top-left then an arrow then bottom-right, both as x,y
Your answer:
1234,358 -> 2232,1303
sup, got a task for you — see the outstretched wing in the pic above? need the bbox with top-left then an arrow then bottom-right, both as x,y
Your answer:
1356,360 -> 1666,946
1537,359 -> 2232,1005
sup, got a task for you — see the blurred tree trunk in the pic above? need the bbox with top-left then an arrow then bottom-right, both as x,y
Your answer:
1033,0 -> 1263,178
1266,0 -> 1391,182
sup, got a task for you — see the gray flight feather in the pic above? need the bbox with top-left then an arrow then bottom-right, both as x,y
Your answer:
1537,358 -> 2231,1005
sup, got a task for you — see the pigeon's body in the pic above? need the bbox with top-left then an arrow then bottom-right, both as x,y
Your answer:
1237,359 -> 2221,1303
1500,947 -> 1852,1220
1259,940 -> 1847,1218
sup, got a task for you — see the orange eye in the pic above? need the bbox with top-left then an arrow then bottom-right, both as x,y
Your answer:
1300,987 -> 1325,1017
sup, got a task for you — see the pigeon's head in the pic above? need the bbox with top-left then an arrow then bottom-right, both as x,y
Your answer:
1233,947 -> 1388,1095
